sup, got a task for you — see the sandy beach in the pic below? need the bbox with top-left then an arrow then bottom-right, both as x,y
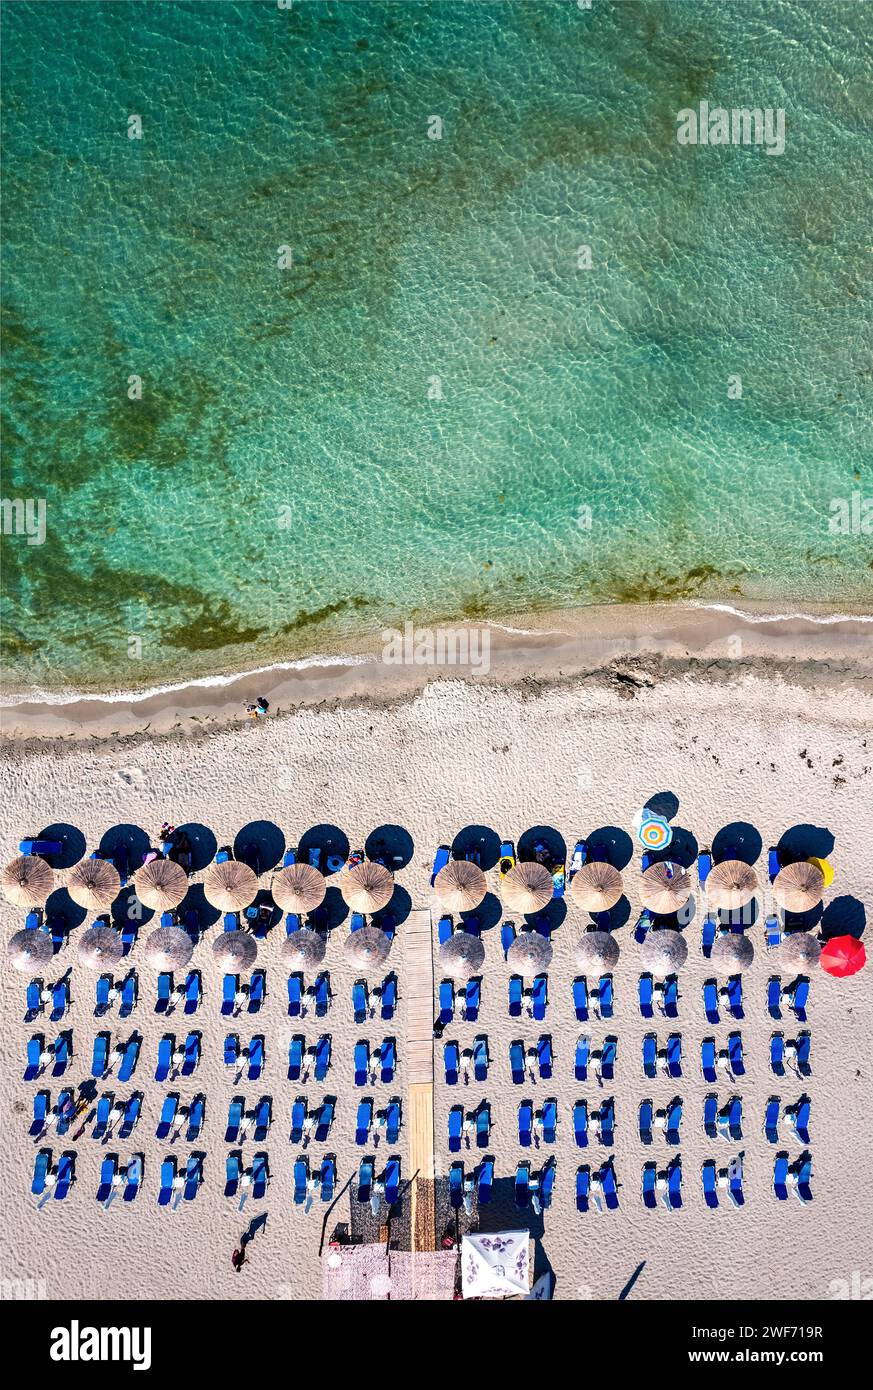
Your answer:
2,618 -> 871,1301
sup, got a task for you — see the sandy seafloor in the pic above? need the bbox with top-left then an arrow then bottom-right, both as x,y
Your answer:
1,613 -> 872,1302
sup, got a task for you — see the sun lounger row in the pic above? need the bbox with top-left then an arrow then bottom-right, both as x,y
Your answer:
158,1153 -> 204,1206
224,1095 -> 273,1142
702,976 -> 744,1023
514,1158 -> 557,1212
31,1149 -> 76,1201
154,971 -> 201,1015
287,1034 -> 332,1082
155,1032 -> 202,1080
24,976 -> 71,1023
225,1152 -> 269,1202
351,975 -> 397,1022
437,978 -> 481,1024
576,1158 -> 620,1211
352,1038 -> 396,1085
353,1156 -> 401,1211
287,973 -> 331,1018
767,976 -> 809,1020
447,1101 -> 491,1151
223,1033 -> 264,1079
353,1097 -> 401,1146
155,1093 -> 206,1141
773,1150 -> 813,1202
764,1096 -> 811,1144
573,975 -> 614,1021
96,1154 -> 143,1205
638,973 -> 680,1017
449,1160 -> 492,1211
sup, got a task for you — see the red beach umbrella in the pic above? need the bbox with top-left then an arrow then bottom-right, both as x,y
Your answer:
820,935 -> 866,978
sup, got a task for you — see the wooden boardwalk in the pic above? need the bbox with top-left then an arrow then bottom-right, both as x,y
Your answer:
403,909 -> 435,1249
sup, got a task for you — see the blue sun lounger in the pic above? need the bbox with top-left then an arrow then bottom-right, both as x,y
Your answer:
284,1097 -> 304,1145
789,977 -> 810,1018
665,1098 -> 682,1145
726,1097 -> 743,1141
508,976 -> 523,1018
186,1096 -> 204,1141
254,1098 -> 272,1143
353,1042 -> 369,1087
30,1090 -> 50,1136
26,979 -> 43,1020
184,1155 -> 202,1201
701,914 -> 717,958
509,1040 -> 525,1085
765,915 -> 782,949
573,1100 -> 588,1148
285,912 -> 301,935
537,1035 -> 553,1079
699,1093 -> 716,1141
515,1163 -> 530,1210
225,1153 -> 241,1199
767,846 -> 781,882
352,981 -> 369,1024
597,975 -> 614,1019
726,976 -> 743,1018
542,1099 -> 557,1144
635,1096 -> 654,1146
225,1098 -> 243,1143
438,980 -> 454,1024
119,1092 -> 141,1139
431,846 -> 450,885
790,1098 -> 811,1145
573,977 -> 589,1021
531,975 -> 548,1021
667,1158 -> 682,1210
50,981 -> 69,1022
156,1095 -> 178,1140
576,1165 -> 590,1213
293,1158 -> 310,1206
383,1157 -> 400,1206
634,909 -> 654,944
313,974 -> 330,1016
642,1033 -> 658,1079
770,1032 -> 785,1075
123,1156 -> 142,1201
600,1161 -> 619,1211
385,1100 -> 401,1146
97,1156 -> 117,1204
702,1160 -> 718,1209
464,979 -> 480,1022
796,1031 -> 811,1075
287,975 -> 303,1018
183,972 -> 200,1014
727,1032 -> 744,1076
701,1038 -> 717,1082
52,1032 -> 72,1076
437,915 -> 454,947
352,1097 -> 372,1148
703,980 -> 719,1024
245,1035 -> 263,1080
182,1032 -> 201,1076
248,969 -> 265,1011
517,1100 -> 533,1147
444,1041 -> 459,1085
666,1034 -> 682,1078
32,1148 -> 51,1196
312,1098 -> 332,1143
221,975 -> 238,1016
697,847 -> 712,886
638,974 -> 654,1018
315,1035 -> 332,1081
764,1097 -> 780,1143
473,1037 -> 488,1081
663,976 -> 679,1017
155,973 -> 172,1014
92,1033 -> 110,1078
157,1158 -> 176,1207
729,1160 -> 744,1207
378,1038 -> 395,1084
448,1106 -> 464,1153
767,977 -> 782,1018
119,973 -> 137,1018
473,1102 -> 489,1148
477,1158 -> 494,1204
318,1156 -> 335,1203
379,973 -> 397,1019
575,1035 -> 590,1082
91,1093 -> 112,1140
449,1161 -> 464,1209
354,1162 -> 372,1206
54,1153 -> 75,1201
794,1153 -> 812,1203
642,1162 -> 657,1209
156,1035 -> 173,1082
539,1159 -> 556,1209
500,922 -> 516,958
287,1036 -> 304,1081
773,1152 -> 789,1200
54,1088 -> 74,1136
598,1098 -> 614,1146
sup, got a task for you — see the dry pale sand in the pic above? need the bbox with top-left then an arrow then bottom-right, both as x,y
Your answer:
1,652 -> 872,1301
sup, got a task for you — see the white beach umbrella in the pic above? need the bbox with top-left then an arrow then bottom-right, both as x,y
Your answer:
439,932 -> 486,980
7,927 -> 55,972
639,928 -> 688,974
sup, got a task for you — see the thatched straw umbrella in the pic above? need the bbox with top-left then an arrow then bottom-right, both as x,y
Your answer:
569,862 -> 624,912
439,932 -> 485,980
710,932 -> 755,969
272,863 -> 326,914
77,924 -> 124,968
639,928 -> 688,974
66,859 -> 121,911
7,927 -> 54,972
203,860 -> 258,912
640,863 -> 691,915
281,928 -> 326,971
573,930 -> 620,971
343,925 -> 391,972
212,931 -> 258,968
500,861 -> 554,914
506,930 -> 553,977
706,860 -> 759,910
776,932 -> 822,970
433,860 -> 487,913
773,862 -> 825,913
133,858 -> 189,912
340,862 -> 394,914
144,924 -> 193,971
2,854 -> 54,908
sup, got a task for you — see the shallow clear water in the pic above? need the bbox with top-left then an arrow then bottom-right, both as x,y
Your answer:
2,0 -> 871,693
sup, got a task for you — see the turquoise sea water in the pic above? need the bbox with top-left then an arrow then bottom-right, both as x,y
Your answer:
2,0 -> 871,694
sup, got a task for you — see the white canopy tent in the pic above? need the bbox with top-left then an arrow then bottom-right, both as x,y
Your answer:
461,1231 -> 530,1299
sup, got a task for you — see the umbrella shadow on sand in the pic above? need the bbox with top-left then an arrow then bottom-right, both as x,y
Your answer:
461,891 -> 502,934
98,824 -> 150,878
365,825 -> 414,870
820,896 -> 866,941
234,821 -> 285,875
36,824 -> 86,870
713,822 -> 762,865
299,824 -> 350,874
643,825 -> 698,870
777,824 -> 835,862
518,825 -> 566,866
176,823 -> 217,872
451,825 -> 502,870
585,826 -> 634,870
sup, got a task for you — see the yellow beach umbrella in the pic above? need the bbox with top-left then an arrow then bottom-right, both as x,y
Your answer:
807,856 -> 835,889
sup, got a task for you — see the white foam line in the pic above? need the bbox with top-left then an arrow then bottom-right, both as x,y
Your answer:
1,652 -> 377,709
486,621 -> 570,637
689,602 -> 873,625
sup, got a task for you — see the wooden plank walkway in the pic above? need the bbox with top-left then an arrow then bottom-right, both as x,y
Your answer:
403,909 -> 435,1249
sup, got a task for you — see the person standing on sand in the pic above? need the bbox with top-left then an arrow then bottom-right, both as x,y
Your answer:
245,697 -> 270,720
